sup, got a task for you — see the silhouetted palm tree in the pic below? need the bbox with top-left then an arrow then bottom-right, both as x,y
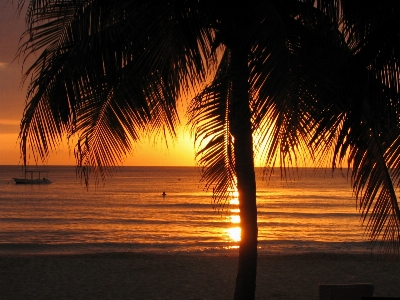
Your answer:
16,0 -> 400,298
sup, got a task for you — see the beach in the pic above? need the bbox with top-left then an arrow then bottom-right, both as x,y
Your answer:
2,166 -> 399,298
1,253 -> 399,299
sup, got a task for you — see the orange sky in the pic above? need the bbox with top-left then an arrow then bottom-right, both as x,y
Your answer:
0,2 -> 322,169
0,1 -> 199,166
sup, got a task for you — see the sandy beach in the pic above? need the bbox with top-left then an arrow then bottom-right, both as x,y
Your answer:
0,252 -> 399,299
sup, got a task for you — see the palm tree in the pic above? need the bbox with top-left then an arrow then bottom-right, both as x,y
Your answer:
16,0 -> 400,298
302,1 -> 400,257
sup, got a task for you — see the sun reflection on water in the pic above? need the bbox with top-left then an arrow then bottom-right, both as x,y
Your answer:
230,198 -> 239,205
227,227 -> 241,242
230,215 -> 240,223
226,193 -> 241,242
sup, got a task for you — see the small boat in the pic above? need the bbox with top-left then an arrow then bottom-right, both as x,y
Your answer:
13,170 -> 52,184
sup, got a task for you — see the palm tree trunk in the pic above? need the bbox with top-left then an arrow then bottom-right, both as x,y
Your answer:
230,45 -> 258,300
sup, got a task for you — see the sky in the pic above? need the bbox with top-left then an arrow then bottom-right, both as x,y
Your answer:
0,1 -> 321,169
0,0 -> 198,166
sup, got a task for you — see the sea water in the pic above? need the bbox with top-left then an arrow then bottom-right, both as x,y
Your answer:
0,165 -> 372,255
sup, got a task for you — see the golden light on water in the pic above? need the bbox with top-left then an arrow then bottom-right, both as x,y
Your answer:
226,191 -> 241,242
230,198 -> 239,205
227,227 -> 241,242
230,215 -> 240,223
232,191 -> 239,198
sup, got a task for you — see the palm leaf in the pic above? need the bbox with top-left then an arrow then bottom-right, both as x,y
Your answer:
188,50 -> 236,211
17,0 -> 215,183
306,1 -> 400,256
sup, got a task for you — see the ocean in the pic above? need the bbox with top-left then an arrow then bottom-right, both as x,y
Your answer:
0,165 -> 372,255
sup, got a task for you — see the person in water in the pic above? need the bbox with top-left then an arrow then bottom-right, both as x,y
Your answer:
162,191 -> 166,196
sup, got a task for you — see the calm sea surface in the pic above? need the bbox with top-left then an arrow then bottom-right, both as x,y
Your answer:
0,165 -> 372,255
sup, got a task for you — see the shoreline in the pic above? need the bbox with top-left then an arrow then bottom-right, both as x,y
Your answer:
1,252 -> 399,299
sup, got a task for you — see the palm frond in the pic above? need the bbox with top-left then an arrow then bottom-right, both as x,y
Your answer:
306,1 -> 400,256
187,50 -> 236,211
254,1 -> 346,173
17,0 -> 216,183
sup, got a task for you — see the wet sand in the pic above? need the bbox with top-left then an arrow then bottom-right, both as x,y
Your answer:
1,252 -> 399,299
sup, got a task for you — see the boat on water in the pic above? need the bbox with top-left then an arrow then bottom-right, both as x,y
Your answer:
13,170 -> 52,184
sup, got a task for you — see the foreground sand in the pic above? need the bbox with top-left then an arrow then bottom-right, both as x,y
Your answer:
1,252 -> 399,299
